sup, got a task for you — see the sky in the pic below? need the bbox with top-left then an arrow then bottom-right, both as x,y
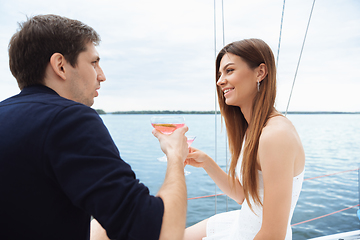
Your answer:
0,0 -> 359,113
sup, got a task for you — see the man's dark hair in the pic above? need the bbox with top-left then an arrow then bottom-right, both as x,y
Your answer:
8,14 -> 101,89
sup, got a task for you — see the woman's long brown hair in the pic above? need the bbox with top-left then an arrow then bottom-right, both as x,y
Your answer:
216,39 -> 278,211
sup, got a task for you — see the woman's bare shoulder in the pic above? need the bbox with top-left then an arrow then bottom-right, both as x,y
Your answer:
259,115 -> 305,175
261,115 -> 297,142
259,115 -> 303,162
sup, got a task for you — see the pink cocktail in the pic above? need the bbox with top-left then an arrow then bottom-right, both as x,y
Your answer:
151,116 -> 186,162
151,123 -> 185,134
150,116 -> 194,176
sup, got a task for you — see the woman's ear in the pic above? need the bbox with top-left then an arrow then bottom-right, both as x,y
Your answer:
49,53 -> 67,80
257,63 -> 268,83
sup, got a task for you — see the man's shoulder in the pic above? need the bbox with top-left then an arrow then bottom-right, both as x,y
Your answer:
0,85 -> 99,124
1,85 -> 91,111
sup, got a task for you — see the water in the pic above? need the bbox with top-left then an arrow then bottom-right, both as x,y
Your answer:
100,113 -> 360,239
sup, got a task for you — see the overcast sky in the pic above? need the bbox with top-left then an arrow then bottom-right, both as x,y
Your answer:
0,0 -> 359,112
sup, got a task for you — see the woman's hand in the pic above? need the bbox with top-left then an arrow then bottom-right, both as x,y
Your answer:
184,147 -> 211,168
186,146 -> 245,204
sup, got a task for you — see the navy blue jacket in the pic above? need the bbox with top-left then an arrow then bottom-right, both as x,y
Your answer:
0,85 -> 164,240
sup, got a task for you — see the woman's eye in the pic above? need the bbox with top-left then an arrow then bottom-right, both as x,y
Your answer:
226,69 -> 234,73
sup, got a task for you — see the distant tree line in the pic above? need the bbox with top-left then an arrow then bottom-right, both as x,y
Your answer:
95,109 -> 107,115
95,110 -> 221,115
94,109 -> 360,115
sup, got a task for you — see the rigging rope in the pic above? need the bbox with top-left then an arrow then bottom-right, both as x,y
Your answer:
276,0 -> 286,69
213,0 -> 227,215
213,0 -> 218,214
291,204 -> 360,227
358,168 -> 360,215
285,0 -> 316,116
220,0 -> 229,213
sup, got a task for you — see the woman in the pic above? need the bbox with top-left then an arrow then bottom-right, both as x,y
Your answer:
184,39 -> 305,240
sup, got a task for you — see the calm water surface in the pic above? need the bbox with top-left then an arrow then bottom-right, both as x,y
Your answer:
100,114 -> 360,239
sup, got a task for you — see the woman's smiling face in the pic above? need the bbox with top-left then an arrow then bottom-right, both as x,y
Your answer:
217,53 -> 259,108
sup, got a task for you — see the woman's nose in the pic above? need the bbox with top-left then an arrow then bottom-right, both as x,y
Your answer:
217,76 -> 226,86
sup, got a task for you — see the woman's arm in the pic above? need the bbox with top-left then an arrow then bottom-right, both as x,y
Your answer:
254,126 -> 298,240
186,148 -> 245,204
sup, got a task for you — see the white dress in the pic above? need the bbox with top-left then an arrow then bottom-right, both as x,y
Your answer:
204,150 -> 304,240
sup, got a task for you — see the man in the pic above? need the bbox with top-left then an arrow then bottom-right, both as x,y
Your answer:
0,14 -> 188,240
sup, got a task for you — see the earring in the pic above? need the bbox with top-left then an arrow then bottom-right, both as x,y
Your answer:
257,81 -> 260,92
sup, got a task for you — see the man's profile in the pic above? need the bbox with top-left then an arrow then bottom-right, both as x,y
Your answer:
0,14 -> 188,240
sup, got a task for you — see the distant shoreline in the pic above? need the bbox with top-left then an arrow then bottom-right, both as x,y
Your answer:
95,109 -> 360,115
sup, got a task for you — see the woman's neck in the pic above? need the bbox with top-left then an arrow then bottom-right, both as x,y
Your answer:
241,105 -> 252,124
242,106 -> 280,127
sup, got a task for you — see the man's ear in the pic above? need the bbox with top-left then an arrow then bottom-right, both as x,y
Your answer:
257,63 -> 268,83
49,53 -> 67,80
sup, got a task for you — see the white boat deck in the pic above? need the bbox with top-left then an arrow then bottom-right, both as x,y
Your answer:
309,230 -> 360,240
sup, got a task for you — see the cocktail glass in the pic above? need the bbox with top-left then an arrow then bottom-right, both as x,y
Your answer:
151,116 -> 185,162
150,116 -> 194,175
184,136 -> 196,175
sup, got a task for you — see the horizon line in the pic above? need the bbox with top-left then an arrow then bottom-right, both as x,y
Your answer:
94,109 -> 360,115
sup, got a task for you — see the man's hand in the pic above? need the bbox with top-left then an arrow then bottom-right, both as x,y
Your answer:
152,125 -> 189,163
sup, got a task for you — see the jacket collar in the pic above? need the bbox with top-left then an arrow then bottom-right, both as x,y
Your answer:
20,85 -> 59,96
